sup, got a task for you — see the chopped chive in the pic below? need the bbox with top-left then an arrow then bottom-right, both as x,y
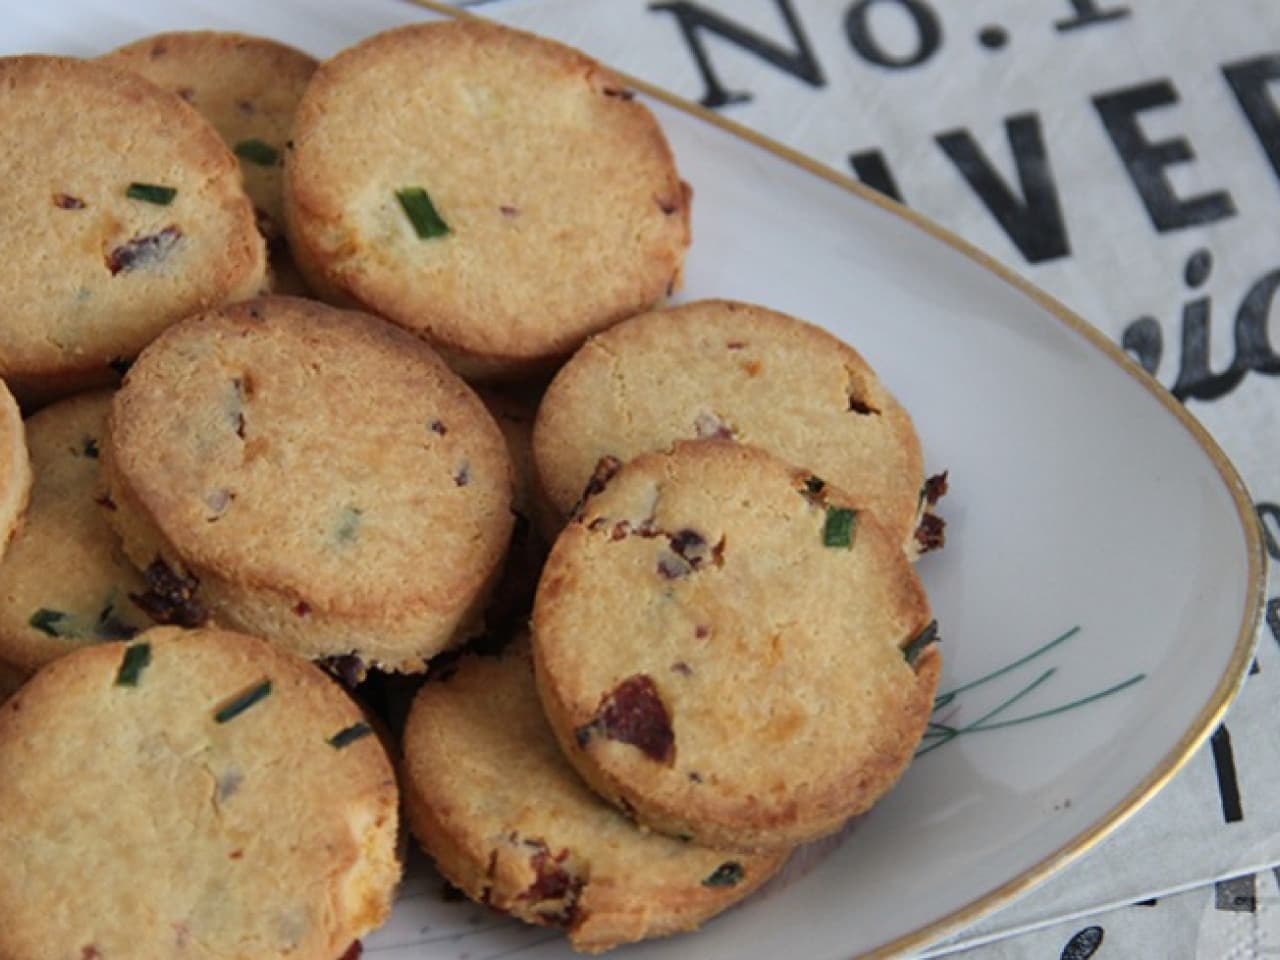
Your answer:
904,620 -> 939,666
702,862 -> 744,887
335,506 -> 363,544
328,722 -> 374,749
215,679 -> 272,723
233,139 -> 280,166
29,608 -> 71,637
115,642 -> 152,687
396,187 -> 450,239
126,182 -> 177,205
822,507 -> 857,548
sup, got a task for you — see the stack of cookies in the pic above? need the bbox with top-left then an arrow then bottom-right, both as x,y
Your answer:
0,16 -> 946,959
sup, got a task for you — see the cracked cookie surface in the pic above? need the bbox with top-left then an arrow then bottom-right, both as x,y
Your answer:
0,626 -> 400,960
401,639 -> 785,954
103,296 -> 514,671
533,440 -> 940,852
533,299 -> 927,551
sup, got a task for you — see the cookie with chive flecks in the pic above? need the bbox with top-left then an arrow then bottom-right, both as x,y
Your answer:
103,296 -> 514,672
402,638 -> 787,953
0,380 -> 31,562
533,299 -> 941,556
0,626 -> 399,960
0,391 -> 153,677
284,20 -> 690,381
532,440 -> 940,853
101,31 -> 317,295
0,56 -> 265,406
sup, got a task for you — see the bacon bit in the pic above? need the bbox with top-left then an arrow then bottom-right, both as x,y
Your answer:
694,625 -> 710,639
106,225 -> 182,276
576,674 -> 675,765
571,455 -> 623,518
923,471 -> 949,506
229,849 -> 244,860
54,193 -> 85,210
81,947 -> 101,960
688,771 -> 703,783
915,513 -> 946,554
236,99 -> 255,116
293,601 -> 311,617
129,559 -> 206,627
727,341 -> 746,350
671,661 -> 692,676
499,205 -> 519,217
741,359 -> 763,376
336,942 -> 362,960
95,493 -> 117,511
429,419 -> 448,436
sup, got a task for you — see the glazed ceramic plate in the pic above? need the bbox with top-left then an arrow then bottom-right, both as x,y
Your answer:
5,1 -> 1264,957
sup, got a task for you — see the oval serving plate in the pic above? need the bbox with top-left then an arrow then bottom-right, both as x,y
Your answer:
4,1 -> 1264,957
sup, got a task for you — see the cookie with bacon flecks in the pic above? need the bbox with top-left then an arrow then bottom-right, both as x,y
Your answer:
402,639 -> 786,953
532,440 -> 940,853
0,626 -> 400,960
0,55 -> 265,405
0,379 -> 31,561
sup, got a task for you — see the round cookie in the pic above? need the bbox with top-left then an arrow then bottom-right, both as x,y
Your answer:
103,296 -> 514,672
284,20 -> 690,380
0,626 -> 400,960
101,31 -> 317,293
532,440 -> 940,852
0,380 -> 31,559
0,56 -> 266,405
533,299 -> 927,552
0,391 -> 153,674
403,640 -> 786,953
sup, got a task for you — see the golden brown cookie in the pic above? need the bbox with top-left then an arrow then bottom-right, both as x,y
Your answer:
533,299 -> 928,551
101,31 -> 317,294
0,55 -> 265,405
0,625 -> 400,960
402,641 -> 786,953
533,440 -> 940,852
103,296 -> 514,672
0,391 -> 152,674
284,20 -> 690,380
0,380 -> 31,559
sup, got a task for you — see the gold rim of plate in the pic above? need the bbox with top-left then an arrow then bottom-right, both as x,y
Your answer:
403,2 -> 1268,955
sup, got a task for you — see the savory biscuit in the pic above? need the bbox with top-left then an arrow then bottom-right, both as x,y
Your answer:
533,440 -> 940,852
533,299 -> 928,552
101,31 -> 317,293
402,641 -> 786,953
103,296 -> 514,672
0,56 -> 265,404
0,625 -> 400,960
0,380 -> 31,559
284,20 -> 690,380
0,391 -> 152,675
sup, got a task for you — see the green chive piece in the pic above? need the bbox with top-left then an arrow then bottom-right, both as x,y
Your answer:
29,608 -> 70,637
328,722 -> 374,749
233,139 -> 280,166
115,642 -> 152,687
702,862 -> 744,887
126,182 -> 177,205
904,620 -> 939,666
335,506 -> 363,544
396,187 -> 451,239
215,679 -> 272,723
822,507 -> 857,548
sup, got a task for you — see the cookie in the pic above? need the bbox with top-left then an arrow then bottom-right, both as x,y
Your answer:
284,20 -> 690,380
0,391 -> 153,675
0,56 -> 266,405
402,640 -> 786,953
103,296 -> 514,672
0,659 -> 24,704
533,299 -> 930,552
0,625 -> 400,960
0,380 -> 31,559
101,31 -> 317,293
532,440 -> 940,852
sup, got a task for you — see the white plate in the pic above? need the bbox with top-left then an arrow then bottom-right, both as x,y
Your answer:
4,2 -> 1265,957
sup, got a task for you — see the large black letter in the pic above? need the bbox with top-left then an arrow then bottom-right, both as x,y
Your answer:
844,0 -> 942,70
1093,81 -> 1237,232
935,113 -> 1071,264
848,149 -> 905,202
648,1 -> 825,108
1223,54 -> 1280,188
1054,0 -> 1130,31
